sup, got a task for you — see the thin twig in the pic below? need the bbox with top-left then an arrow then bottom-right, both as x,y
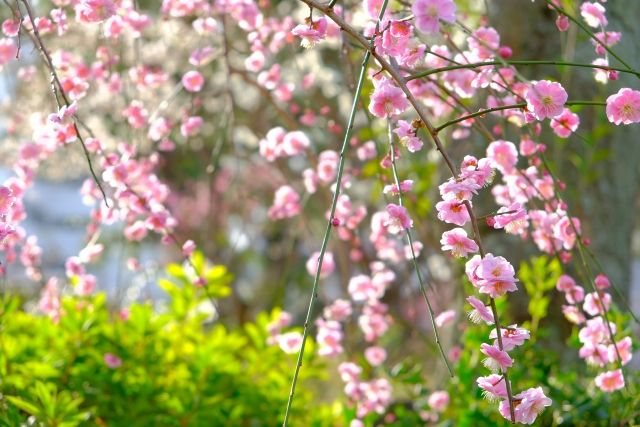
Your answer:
387,120 -> 453,377
19,0 -> 109,207
282,1 -> 391,424
407,59 -> 640,82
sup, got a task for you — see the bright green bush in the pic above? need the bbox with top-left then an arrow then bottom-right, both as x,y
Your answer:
0,255 -> 334,427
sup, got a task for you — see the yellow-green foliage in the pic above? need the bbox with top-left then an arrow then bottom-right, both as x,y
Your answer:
0,254 -> 333,426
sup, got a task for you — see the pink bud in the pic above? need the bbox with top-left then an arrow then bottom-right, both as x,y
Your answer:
595,274 -> 611,290
486,216 -> 496,227
556,15 -> 569,32
608,70 -> 619,81
331,217 -> 341,227
182,240 -> 196,256
498,46 -> 512,59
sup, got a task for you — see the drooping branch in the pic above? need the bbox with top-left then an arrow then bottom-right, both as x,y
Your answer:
283,1 -> 391,424
295,0 -> 517,420
18,0 -> 109,206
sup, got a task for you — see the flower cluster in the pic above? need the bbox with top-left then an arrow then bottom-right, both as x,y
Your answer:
434,155 -> 551,423
557,273 -> 632,392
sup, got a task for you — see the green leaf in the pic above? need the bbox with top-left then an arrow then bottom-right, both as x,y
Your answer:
6,396 -> 40,415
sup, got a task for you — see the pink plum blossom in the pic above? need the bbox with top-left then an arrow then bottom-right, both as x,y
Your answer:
579,343 -> 610,367
490,325 -> 530,351
435,309 -> 456,328
565,284 -> 585,304
0,38 -> 16,69
364,346 -> 387,367
338,361 -> 362,383
316,319 -> 344,356
377,20 -> 412,58
579,317 -> 616,346
369,80 -> 409,118
0,223 -> 14,241
562,305 -> 586,325
383,180 -> 413,195
594,369 -> 625,392
104,353 -> 122,369
268,185 -> 301,220
282,131 -> 310,156
76,274 -> 97,296
2,20 -> 19,37
468,27 -> 500,61
393,120 -> 423,152
594,274 -> 611,290
477,374 -> 508,401
182,240 -> 196,257
358,302 -> 390,342
466,296 -> 494,325
591,31 -> 621,55
383,203 -> 412,234
499,387 -> 552,424
76,0 -> 117,24
439,178 -> 480,201
324,299 -> 352,321
440,228 -> 479,258
277,331 -> 303,354
436,199 -> 470,226
291,17 -> 328,49
182,70 -> 204,92
605,88 -> 640,125
491,202 -> 527,234
486,140 -> 518,174
428,391 -> 449,412
525,80 -> 568,120
550,108 -> 580,138
556,274 -> 576,292
412,0 -> 457,34
608,337 -> 633,366
39,278 -> 61,321
580,2 -> 607,28
305,251 -> 335,278
348,274 -> 385,302
467,253 -> 518,298
583,291 -> 611,316
519,136 -> 538,157
0,186 -> 14,214
480,343 -> 513,372
180,116 -> 203,137
317,150 -> 339,182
